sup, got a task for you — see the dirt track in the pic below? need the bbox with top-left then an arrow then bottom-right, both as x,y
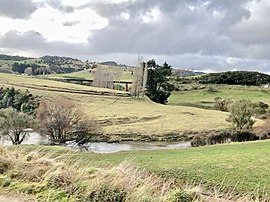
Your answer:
0,194 -> 35,202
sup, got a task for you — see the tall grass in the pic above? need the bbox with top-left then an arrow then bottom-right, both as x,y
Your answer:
0,146 -> 268,201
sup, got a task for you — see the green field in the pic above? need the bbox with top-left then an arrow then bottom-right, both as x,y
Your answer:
10,140 -> 270,198
46,65 -> 134,82
0,73 -> 237,137
169,85 -> 270,109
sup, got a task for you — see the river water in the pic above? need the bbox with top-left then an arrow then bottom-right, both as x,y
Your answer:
0,132 -> 191,153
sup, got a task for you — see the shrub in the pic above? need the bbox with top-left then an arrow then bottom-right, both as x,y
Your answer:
253,101 -> 269,117
36,97 -> 99,142
207,131 -> 231,145
214,97 -> 232,111
87,185 -> 127,202
0,87 -> 39,115
231,130 -> 259,142
226,99 -> 255,130
0,108 -> 36,145
167,188 -> 194,202
191,136 -> 207,147
0,157 -> 12,174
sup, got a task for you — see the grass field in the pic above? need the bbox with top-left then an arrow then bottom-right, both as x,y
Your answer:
9,140 -> 270,198
169,85 -> 270,109
0,73 -> 236,137
46,65 -> 134,82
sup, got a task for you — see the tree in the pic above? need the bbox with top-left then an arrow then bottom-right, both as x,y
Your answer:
131,62 -> 148,98
226,99 -> 255,130
93,66 -> 121,89
0,87 -> 39,115
145,60 -> 174,104
214,97 -> 232,111
0,108 -> 35,145
36,98 -> 96,142
24,67 -> 33,75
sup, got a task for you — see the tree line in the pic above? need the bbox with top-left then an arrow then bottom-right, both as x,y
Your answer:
198,71 -> 270,86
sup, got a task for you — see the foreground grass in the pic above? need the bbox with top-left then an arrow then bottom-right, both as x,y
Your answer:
9,140 -> 270,199
0,73 -> 234,136
169,85 -> 270,109
1,146 -> 250,202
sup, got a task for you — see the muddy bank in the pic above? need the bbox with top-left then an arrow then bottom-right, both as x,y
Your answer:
84,129 -> 225,143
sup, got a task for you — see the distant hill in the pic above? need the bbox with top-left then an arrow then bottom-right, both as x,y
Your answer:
0,54 -> 34,61
99,61 -> 118,66
0,54 -> 92,75
40,55 -> 81,64
173,69 -> 205,78
197,71 -> 270,86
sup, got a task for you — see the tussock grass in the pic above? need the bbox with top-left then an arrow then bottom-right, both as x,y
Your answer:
1,146 -> 267,201
2,145 -> 270,201
0,147 -> 177,201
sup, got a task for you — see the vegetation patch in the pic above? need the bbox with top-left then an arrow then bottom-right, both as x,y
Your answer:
4,142 -> 270,201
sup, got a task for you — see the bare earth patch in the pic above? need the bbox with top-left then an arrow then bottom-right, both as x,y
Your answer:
0,192 -> 35,202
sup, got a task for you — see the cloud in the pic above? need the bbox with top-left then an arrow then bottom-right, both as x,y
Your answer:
0,30 -> 89,58
0,0 -> 37,19
0,0 -> 270,73
45,0 -> 75,13
63,21 -> 80,27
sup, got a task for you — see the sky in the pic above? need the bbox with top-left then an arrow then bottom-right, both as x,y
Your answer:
0,0 -> 270,73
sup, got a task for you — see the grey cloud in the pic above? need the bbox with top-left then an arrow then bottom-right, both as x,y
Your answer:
1,0 -> 270,73
46,0 -> 75,13
63,21 -> 80,27
0,30 -> 89,58
0,0 -> 37,19
85,0 -> 255,58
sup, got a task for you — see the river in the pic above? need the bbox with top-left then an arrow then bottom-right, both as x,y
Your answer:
0,132 -> 191,153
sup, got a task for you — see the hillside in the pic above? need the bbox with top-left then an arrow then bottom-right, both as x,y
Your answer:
46,66 -> 134,82
169,84 -> 270,109
197,71 -> 270,86
0,73 -> 234,140
0,54 -> 91,75
172,69 -> 205,78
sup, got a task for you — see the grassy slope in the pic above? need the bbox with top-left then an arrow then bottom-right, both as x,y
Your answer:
0,73 -> 232,135
46,65 -> 134,82
13,140 -> 270,196
169,86 -> 270,109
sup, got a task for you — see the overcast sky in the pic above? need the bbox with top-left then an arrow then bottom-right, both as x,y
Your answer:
0,0 -> 270,73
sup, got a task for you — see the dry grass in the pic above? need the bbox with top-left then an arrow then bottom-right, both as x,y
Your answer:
0,73 -> 264,136
1,146 -> 267,202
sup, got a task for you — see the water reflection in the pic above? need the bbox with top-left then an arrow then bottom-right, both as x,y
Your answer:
66,141 -> 191,153
0,132 -> 49,146
0,132 -> 191,153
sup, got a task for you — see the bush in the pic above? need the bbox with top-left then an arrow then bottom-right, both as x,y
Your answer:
0,157 -> 12,174
87,185 -> 127,202
226,99 -> 255,130
191,136 -> 207,147
214,97 -> 232,111
0,87 -> 40,115
167,188 -> 194,202
253,101 -> 269,117
231,130 -> 259,142
207,131 -> 231,145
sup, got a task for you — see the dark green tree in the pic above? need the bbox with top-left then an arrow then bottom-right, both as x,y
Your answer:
0,108 -> 36,145
146,60 -> 174,104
